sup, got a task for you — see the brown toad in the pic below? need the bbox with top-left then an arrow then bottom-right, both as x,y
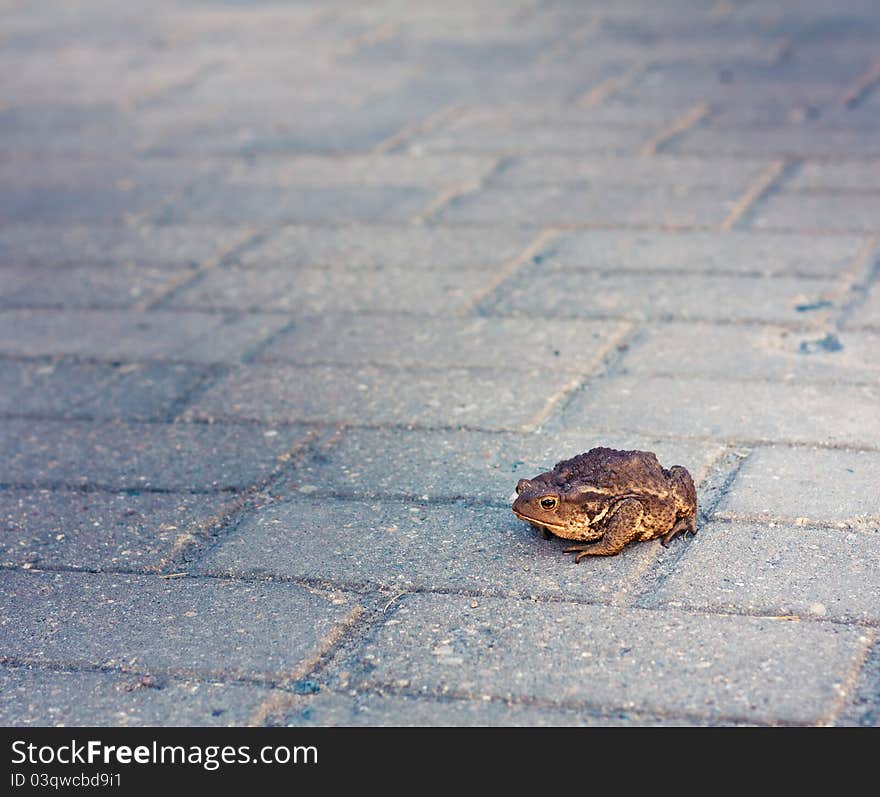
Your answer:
512,447 -> 697,561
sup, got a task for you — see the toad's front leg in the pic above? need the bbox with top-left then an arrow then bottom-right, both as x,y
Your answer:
564,498 -> 645,561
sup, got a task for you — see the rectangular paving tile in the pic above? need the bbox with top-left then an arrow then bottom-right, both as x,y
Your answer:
234,224 -> 534,270
835,640 -> 880,727
186,363 -> 575,430
487,267 -> 838,325
532,229 -> 867,278
356,593 -> 865,723
432,104 -> 688,131
0,223 -> 250,268
847,281 -> 880,330
283,691 -> 710,727
167,267 -> 493,315
0,570 -> 359,679
438,185 -> 734,227
561,375 -> 880,448
290,427 -> 718,504
1,153 -> 217,191
162,184 -> 432,224
410,124 -> 650,155
144,108 -> 424,158
0,309 -> 286,362
621,64 -> 866,106
750,193 -> 880,233
258,315 -> 629,371
491,156 -> 766,190
224,154 -> 496,188
786,160 -> 880,192
650,520 -> 880,623
0,419 -> 311,489
0,184 -> 175,223
0,263 -> 192,309
0,666 -> 274,727
673,127 -> 880,158
621,323 -> 880,384
715,447 -> 880,526
0,358 -> 208,420
196,498 -> 665,604
0,489 -> 230,571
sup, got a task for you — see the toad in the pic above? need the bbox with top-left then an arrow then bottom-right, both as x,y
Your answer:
512,447 -> 697,561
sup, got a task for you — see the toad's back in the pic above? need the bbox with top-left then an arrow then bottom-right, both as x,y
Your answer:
551,447 -> 670,496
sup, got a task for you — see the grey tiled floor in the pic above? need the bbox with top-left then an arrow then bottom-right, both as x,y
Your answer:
1,0 -> 878,727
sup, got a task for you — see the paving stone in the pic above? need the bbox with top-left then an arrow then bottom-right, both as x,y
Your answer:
0,223 -> 250,268
715,447 -> 880,526
167,267 -> 494,315
344,35 -> 552,70
258,315 -> 629,371
848,281 -> 880,329
620,61 -> 865,110
586,12 -> 804,42
187,363 -> 574,430
438,185 -> 734,226
0,45 -> 216,110
673,126 -> 880,158
290,427 -> 718,504
652,521 -> 880,623
786,160 -> 880,191
555,35 -> 780,64
0,489 -> 229,571
223,154 -> 496,188
429,104 -> 689,131
281,691 -> 712,727
0,419 -> 311,489
621,323 -> 880,383
532,229 -> 867,278
0,263 -> 193,308
835,641 -> 880,727
197,498 -> 667,603
234,224 -> 534,270
0,309 -> 286,362
143,108 -> 428,158
389,62 -> 625,111
0,570 -> 359,679
0,184 -> 174,223
0,156 -> 212,194
561,375 -> 880,448
410,123 -> 651,155
488,267 -> 838,324
750,192 -> 880,233
0,158 -> 214,223
356,593 -> 865,723
0,358 -> 208,420
162,184 -> 432,223
491,156 -> 766,190
0,666 -> 273,727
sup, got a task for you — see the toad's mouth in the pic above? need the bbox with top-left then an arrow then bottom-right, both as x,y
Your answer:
512,508 -> 568,532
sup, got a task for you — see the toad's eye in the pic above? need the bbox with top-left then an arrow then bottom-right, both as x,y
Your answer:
539,496 -> 558,510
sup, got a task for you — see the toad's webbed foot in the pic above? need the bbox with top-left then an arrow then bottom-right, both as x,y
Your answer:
661,514 -> 697,547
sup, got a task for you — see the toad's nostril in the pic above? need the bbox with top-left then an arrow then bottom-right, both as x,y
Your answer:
516,479 -> 530,495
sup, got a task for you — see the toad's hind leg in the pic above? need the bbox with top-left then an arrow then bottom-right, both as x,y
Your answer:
565,498 -> 644,561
